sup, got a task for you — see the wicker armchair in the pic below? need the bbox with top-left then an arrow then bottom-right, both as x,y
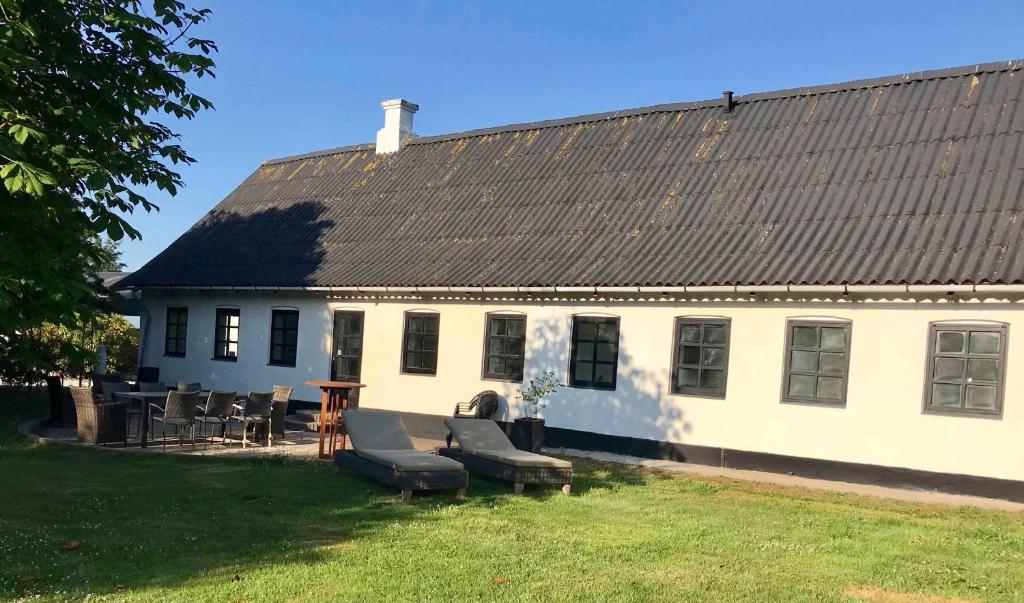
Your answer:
70,386 -> 127,446
233,392 -> 273,448
270,385 -> 293,440
446,390 -> 500,447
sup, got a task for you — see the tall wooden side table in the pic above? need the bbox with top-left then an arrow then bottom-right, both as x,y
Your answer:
305,380 -> 366,460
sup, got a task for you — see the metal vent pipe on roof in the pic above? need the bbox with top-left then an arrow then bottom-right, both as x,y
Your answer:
722,90 -> 734,113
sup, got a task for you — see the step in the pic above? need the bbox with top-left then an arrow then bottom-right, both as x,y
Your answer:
284,417 -> 319,432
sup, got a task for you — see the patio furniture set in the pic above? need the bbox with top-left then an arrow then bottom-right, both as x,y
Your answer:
57,374 -> 293,450
51,375 -> 572,499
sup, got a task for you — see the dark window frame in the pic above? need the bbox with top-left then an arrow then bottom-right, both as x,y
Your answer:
670,317 -> 730,398
213,307 -> 240,362
401,311 -> 440,376
268,308 -> 299,367
922,322 -> 1007,419
568,316 -> 620,391
481,313 -> 527,382
780,319 -> 852,407
330,310 -> 365,382
164,306 -> 188,357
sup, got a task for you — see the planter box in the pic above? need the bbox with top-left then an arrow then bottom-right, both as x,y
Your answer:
511,417 -> 545,453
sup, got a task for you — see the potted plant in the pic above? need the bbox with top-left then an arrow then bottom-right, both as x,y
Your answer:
512,369 -> 565,452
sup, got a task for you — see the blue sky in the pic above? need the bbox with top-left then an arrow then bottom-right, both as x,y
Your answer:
121,0 -> 1024,270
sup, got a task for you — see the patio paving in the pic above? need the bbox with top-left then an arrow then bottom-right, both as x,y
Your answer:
28,420 -> 444,458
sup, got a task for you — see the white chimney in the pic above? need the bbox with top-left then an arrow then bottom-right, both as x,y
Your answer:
375,98 -> 419,154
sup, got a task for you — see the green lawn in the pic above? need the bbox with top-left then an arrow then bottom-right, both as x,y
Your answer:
1,389 -> 1022,602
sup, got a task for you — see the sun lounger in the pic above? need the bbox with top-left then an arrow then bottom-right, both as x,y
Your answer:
440,418 -> 572,494
334,410 -> 468,500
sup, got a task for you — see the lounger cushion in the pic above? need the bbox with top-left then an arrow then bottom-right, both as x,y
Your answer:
342,410 -> 415,450
444,418 -> 514,453
473,449 -> 573,469
357,449 -> 464,472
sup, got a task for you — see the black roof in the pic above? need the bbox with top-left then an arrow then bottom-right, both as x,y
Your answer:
121,60 -> 1024,289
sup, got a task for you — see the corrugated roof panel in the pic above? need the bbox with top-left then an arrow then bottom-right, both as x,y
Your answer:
121,61 -> 1024,289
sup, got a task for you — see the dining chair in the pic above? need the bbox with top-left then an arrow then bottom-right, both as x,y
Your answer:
152,390 -> 199,451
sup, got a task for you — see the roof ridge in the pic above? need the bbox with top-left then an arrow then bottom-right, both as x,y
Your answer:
262,142 -> 374,166
260,59 -> 1023,164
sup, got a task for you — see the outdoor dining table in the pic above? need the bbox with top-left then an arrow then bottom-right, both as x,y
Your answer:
115,390 -> 238,448
305,380 -> 365,460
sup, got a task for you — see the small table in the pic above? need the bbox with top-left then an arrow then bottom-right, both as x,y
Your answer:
116,391 -> 176,449
305,380 -> 365,460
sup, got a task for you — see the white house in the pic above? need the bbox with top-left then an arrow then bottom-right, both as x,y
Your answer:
120,61 -> 1024,501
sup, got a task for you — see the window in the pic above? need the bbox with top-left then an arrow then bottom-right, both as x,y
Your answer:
671,318 -> 730,397
569,316 -> 619,390
269,309 -> 299,366
164,307 -> 188,357
482,314 -> 527,381
331,311 -> 364,382
213,308 -> 240,361
782,320 -> 851,405
924,323 -> 1006,417
401,312 -> 439,375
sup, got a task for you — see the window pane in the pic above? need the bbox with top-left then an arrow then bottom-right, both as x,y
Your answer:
818,352 -> 846,375
965,385 -> 997,410
272,330 -> 283,345
577,341 -> 594,361
703,325 -> 726,344
594,363 -> 614,384
931,383 -> 962,407
969,331 -> 1000,355
700,369 -> 725,390
788,374 -> 816,397
820,327 -> 846,351
967,358 -> 999,383
677,368 -> 699,388
578,321 -> 596,340
422,352 -> 437,370
488,337 -> 503,355
792,325 -> 818,348
423,336 -> 438,353
681,325 -> 701,343
507,358 -> 523,378
405,351 -> 420,369
285,330 -> 297,346
596,343 -> 616,362
167,324 -> 177,339
936,331 -> 965,353
490,318 -> 506,336
597,323 -> 617,342
406,334 -> 420,351
574,361 -> 593,382
790,350 -> 818,372
508,319 -> 525,337
702,347 -> 724,368
681,345 -> 700,365
933,357 -> 963,381
815,376 -> 844,400
488,356 -> 504,375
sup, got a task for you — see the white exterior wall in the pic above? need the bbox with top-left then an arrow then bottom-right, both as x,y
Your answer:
138,291 -> 1024,482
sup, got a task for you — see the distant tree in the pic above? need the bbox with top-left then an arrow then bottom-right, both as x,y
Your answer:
96,237 -> 126,273
0,0 -> 215,383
